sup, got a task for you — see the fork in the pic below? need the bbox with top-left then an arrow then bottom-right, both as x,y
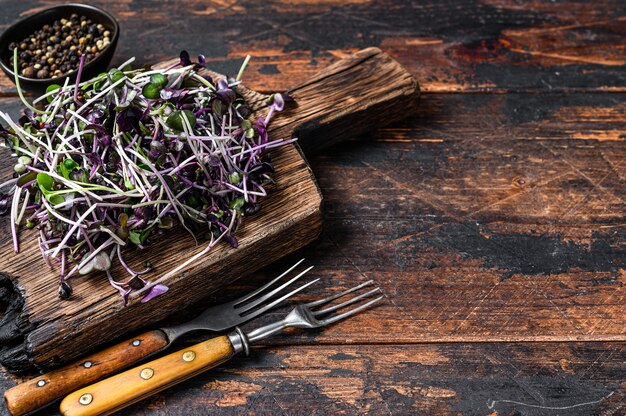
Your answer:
3,259 -> 317,416
60,281 -> 384,416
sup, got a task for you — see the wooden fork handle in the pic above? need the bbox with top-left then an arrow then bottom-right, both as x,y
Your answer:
59,335 -> 235,416
3,330 -> 169,416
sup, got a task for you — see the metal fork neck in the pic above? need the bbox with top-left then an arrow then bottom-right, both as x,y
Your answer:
228,320 -> 287,355
247,321 -> 288,343
228,327 -> 250,355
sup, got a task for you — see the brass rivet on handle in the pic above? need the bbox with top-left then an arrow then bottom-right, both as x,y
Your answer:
140,368 -> 154,380
182,351 -> 196,362
79,393 -> 93,405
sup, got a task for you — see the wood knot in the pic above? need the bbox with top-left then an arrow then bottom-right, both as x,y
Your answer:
511,174 -> 529,190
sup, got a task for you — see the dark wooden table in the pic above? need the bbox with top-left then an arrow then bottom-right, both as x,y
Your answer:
1,1 -> 625,415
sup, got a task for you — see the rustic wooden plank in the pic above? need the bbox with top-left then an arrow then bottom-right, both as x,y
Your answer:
0,0 -> 625,95
2,342 -> 623,415
245,92 -> 625,345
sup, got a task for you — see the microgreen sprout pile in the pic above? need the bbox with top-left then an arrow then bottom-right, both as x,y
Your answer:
0,50 -> 293,304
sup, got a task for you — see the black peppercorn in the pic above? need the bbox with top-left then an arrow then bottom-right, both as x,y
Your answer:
22,67 -> 36,77
10,14 -> 111,78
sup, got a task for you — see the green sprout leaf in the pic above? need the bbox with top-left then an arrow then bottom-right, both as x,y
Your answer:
16,171 -> 37,187
229,197 -> 245,211
37,172 -> 54,192
150,73 -> 168,88
37,172 -> 65,205
129,228 -> 152,245
60,158 -> 80,180
46,84 -> 61,103
48,194 -> 65,205
108,68 -> 126,83
142,83 -> 162,99
228,171 -> 242,184
166,110 -> 196,131
212,100 -> 226,118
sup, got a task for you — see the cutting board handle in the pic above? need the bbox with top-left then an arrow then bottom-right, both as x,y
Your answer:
275,47 -> 419,156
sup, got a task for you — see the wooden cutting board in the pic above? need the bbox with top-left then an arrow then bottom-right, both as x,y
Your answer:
0,47 -> 418,372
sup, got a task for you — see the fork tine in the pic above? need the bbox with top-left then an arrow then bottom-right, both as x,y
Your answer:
233,258 -> 306,307
313,287 -> 381,317
236,266 -> 314,313
240,278 -> 320,318
305,280 -> 375,308
319,295 -> 384,326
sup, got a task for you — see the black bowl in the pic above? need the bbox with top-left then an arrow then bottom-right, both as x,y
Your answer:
0,3 -> 119,95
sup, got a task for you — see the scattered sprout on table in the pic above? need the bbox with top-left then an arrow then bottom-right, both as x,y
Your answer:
0,50 -> 295,304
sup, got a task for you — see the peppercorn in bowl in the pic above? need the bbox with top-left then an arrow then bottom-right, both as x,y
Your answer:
0,3 -> 119,93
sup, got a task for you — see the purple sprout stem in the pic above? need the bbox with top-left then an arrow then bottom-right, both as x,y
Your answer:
228,138 -> 297,160
126,133 -> 140,149
116,245 -> 151,277
131,209 -> 237,298
177,174 -> 209,191
104,212 -> 117,226
116,245 -> 140,276
106,270 -> 128,303
38,237 -> 52,268
263,105 -> 276,126
74,55 -> 86,104
20,179 -> 38,188
80,227 -> 95,252
194,107 -> 211,116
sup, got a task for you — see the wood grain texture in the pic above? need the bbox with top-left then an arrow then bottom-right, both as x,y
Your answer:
60,336 -> 235,416
0,0 -> 625,95
6,342 -> 622,415
0,0 -> 624,415
111,342 -> 626,415
0,47 -> 418,373
3,330 -> 168,416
